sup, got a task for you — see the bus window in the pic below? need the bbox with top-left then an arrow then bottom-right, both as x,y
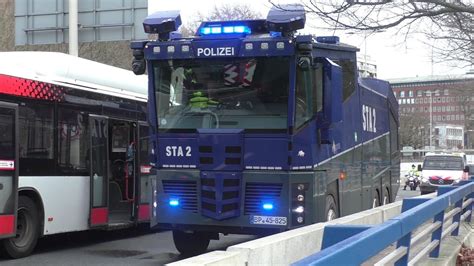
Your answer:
19,103 -> 54,176
58,107 -> 89,176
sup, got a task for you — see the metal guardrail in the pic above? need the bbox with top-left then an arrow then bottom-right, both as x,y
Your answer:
293,180 -> 474,266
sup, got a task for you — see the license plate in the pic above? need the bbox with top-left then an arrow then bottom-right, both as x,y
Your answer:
250,215 -> 287,226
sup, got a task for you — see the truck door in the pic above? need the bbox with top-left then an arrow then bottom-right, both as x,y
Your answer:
136,122 -> 151,222
0,102 -> 18,239
89,115 -> 109,227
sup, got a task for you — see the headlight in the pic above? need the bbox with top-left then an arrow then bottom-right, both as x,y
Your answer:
421,176 -> 429,183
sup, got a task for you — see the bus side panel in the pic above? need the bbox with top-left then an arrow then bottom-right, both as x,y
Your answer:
19,176 -> 90,235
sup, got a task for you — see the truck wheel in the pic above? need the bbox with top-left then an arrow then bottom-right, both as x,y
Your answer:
172,230 -> 210,255
325,195 -> 338,221
1,196 -> 40,259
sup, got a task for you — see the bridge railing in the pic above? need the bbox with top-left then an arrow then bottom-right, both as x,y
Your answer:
293,180 -> 474,266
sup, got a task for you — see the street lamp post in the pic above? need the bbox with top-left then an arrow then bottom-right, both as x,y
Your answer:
427,90 -> 433,148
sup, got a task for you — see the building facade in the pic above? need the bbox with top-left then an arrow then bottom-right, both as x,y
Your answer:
433,124 -> 464,149
0,0 -> 147,70
389,74 -> 474,149
357,55 -> 377,78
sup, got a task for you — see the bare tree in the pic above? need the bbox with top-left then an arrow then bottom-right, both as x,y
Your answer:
271,0 -> 473,67
180,4 -> 261,37
399,111 -> 428,149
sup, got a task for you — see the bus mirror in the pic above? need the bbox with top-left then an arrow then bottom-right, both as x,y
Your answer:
464,165 -> 470,173
322,59 -> 343,124
417,164 -> 422,172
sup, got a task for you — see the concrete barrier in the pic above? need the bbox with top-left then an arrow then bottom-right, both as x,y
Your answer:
168,196 -> 416,266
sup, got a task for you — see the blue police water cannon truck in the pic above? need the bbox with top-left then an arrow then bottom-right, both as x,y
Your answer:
131,4 -> 400,255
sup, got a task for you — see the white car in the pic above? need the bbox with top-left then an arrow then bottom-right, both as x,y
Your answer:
419,153 -> 470,195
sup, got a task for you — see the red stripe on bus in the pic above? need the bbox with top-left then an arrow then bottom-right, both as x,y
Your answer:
138,204 -> 150,221
0,74 -> 64,101
0,215 -> 15,235
90,208 -> 108,225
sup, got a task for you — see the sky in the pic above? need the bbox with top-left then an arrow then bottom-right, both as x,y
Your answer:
148,0 -> 471,80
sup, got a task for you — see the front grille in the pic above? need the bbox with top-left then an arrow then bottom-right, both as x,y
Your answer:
429,178 -> 454,185
225,146 -> 241,153
200,157 -> 213,164
201,173 -> 241,220
244,182 -> 283,215
197,142 -> 243,171
162,180 -> 198,213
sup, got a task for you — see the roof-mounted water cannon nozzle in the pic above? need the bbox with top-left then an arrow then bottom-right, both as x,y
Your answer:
266,4 -> 305,36
143,10 -> 182,41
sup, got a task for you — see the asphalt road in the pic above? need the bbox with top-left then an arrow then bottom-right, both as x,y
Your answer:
0,187 -> 419,265
395,185 -> 421,201
0,228 -> 256,265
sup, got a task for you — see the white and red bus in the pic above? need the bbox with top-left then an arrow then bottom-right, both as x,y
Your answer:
0,52 -> 151,258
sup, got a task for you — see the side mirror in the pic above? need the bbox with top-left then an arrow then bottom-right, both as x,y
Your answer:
318,58 -> 342,144
131,47 -> 147,75
464,165 -> 470,173
322,58 -> 343,124
417,164 -> 422,172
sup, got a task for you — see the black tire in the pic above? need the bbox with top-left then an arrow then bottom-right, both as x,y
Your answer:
1,196 -> 40,259
172,230 -> 210,255
325,195 -> 338,222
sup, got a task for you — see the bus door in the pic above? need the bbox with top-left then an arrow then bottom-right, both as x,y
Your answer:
89,115 -> 109,227
136,122 -> 151,222
0,102 -> 18,239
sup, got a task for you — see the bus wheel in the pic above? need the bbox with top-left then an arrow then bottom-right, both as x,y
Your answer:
1,196 -> 40,259
172,230 -> 210,255
325,195 -> 338,221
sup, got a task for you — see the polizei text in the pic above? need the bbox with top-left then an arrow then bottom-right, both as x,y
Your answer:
197,47 -> 234,57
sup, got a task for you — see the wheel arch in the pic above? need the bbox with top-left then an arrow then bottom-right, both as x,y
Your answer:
18,187 -> 45,237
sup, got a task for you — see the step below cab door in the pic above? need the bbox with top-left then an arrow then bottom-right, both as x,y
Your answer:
89,115 -> 109,227
0,102 -> 19,239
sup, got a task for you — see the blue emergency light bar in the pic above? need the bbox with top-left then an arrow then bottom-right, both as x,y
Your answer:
316,36 -> 340,44
196,20 -> 267,37
200,25 -> 252,35
143,6 -> 307,41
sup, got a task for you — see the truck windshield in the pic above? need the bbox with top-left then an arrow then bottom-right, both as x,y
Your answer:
153,57 -> 289,131
423,156 -> 463,170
